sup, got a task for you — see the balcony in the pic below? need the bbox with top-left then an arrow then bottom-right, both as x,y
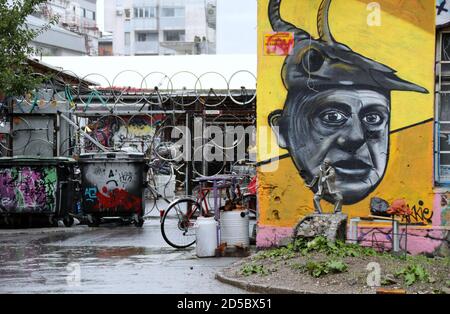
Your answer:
134,41 -> 159,55
132,18 -> 158,31
159,17 -> 185,29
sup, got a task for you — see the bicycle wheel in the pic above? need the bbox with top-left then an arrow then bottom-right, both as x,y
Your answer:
195,72 -> 228,107
141,72 -> 173,106
228,70 -> 256,106
169,71 -> 199,107
161,198 -> 203,249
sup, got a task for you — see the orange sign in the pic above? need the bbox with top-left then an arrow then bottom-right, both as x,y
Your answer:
264,32 -> 294,56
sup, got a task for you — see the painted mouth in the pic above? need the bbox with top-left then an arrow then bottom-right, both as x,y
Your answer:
333,159 -> 372,177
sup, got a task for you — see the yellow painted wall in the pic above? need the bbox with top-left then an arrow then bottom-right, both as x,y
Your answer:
257,0 -> 436,228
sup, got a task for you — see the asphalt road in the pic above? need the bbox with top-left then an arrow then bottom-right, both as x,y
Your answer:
0,218 -> 248,294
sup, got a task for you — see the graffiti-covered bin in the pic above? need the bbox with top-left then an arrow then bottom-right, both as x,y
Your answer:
0,157 -> 77,225
78,152 -> 147,223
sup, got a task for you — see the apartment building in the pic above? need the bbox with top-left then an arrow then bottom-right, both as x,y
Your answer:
104,0 -> 216,56
31,0 -> 99,56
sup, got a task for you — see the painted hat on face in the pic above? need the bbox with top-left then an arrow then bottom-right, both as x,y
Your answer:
268,0 -> 429,94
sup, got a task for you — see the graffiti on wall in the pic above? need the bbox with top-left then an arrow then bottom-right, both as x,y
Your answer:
0,167 -> 57,213
257,0 -> 436,248
86,114 -> 164,153
357,226 -> 449,255
267,0 -> 428,205
439,195 -> 450,226
81,163 -> 143,214
437,0 -> 450,26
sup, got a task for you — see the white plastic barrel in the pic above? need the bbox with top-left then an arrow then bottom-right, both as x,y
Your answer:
220,210 -> 249,248
195,217 -> 218,257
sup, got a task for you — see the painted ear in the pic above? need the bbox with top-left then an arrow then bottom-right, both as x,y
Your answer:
268,109 -> 287,149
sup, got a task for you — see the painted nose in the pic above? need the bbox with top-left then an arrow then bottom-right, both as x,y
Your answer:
337,118 -> 365,153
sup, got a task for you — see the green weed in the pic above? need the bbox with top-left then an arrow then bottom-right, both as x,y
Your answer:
294,259 -> 348,278
240,263 -> 270,277
395,264 -> 429,286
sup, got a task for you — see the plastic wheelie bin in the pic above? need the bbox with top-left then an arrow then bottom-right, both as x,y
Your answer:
0,156 -> 77,227
78,152 -> 147,227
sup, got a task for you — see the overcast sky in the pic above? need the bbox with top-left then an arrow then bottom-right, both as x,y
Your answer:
96,0 -> 257,54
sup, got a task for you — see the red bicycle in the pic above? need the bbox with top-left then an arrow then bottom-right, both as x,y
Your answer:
160,176 -> 243,249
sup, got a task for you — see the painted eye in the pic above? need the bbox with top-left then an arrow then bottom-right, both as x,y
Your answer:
319,110 -> 348,125
301,48 -> 324,73
362,113 -> 383,125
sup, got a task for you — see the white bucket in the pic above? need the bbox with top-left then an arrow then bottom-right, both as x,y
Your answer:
195,217 -> 218,257
220,210 -> 249,248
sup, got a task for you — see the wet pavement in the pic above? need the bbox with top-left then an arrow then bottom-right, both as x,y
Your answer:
0,218 -> 248,294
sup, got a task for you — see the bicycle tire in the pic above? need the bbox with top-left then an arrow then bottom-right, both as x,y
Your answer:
111,70 -> 145,106
141,72 -> 173,106
11,117 -> 33,153
195,72 -> 228,107
161,197 -> 203,249
208,114 -> 245,150
169,71 -> 200,107
227,70 -> 257,106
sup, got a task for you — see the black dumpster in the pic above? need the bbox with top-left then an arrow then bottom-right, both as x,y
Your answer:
0,156 -> 77,227
78,152 -> 147,227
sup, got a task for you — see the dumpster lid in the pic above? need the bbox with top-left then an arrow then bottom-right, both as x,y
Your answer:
79,152 -> 145,160
0,156 -> 76,164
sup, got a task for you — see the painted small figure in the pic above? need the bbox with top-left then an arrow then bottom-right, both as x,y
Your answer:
306,158 -> 343,214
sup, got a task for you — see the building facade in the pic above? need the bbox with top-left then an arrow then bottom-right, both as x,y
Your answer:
30,0 -> 99,56
257,0 -> 450,256
104,0 -> 216,56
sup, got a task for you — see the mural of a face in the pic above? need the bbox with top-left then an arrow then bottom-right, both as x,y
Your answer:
268,0 -> 428,205
278,89 -> 390,204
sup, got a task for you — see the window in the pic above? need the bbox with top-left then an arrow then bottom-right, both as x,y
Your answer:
134,7 -> 155,19
124,32 -> 130,46
164,30 -> 185,42
84,9 -> 95,20
137,33 -> 147,42
162,8 -> 175,17
136,32 -> 157,42
161,7 -> 184,17
437,31 -> 450,184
